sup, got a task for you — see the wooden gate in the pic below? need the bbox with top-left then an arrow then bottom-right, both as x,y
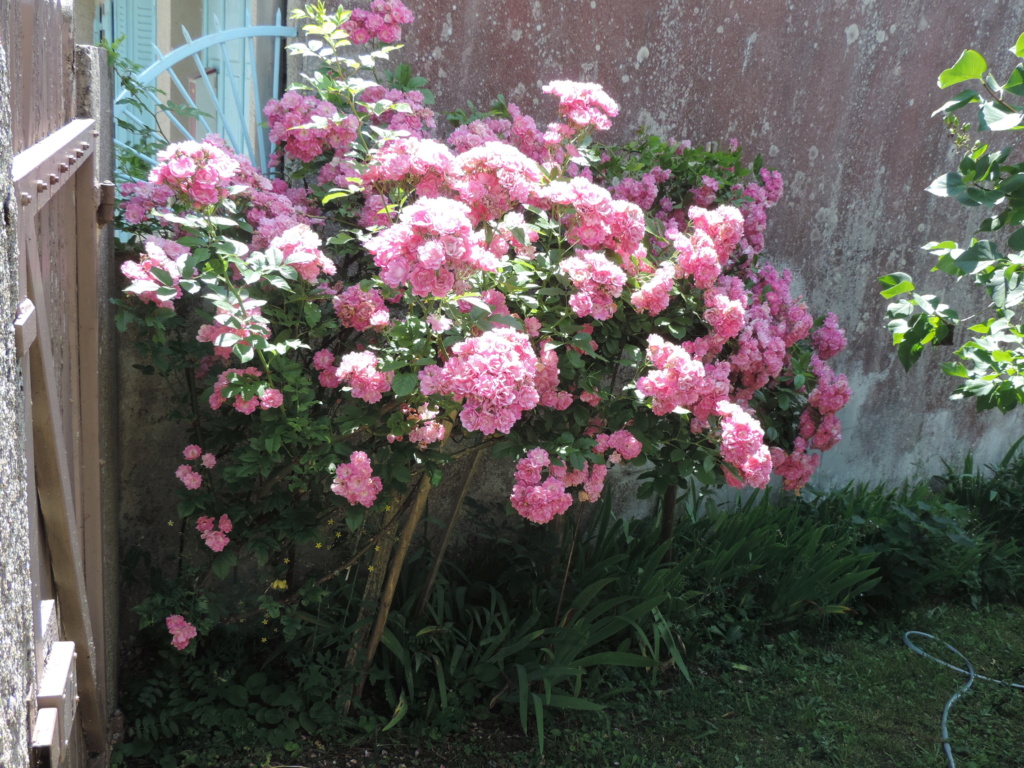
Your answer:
4,1 -> 116,766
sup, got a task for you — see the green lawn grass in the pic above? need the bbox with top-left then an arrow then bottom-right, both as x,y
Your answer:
326,602 -> 1024,768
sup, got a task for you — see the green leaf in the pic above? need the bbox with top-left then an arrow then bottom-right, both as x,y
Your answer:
544,694 -> 605,712
978,102 -> 1023,131
953,239 -> 1003,274
245,672 -> 268,693
932,89 -> 981,116
879,273 -> 915,298
212,551 -> 237,580
1015,31 -> 1024,58
223,685 -> 248,707
941,361 -> 969,377
380,693 -> 408,732
999,173 -> 1024,194
926,173 -> 965,197
390,372 -> 419,397
1004,64 -> 1024,97
1008,228 -> 1024,252
573,651 -> 653,668
938,49 -> 988,88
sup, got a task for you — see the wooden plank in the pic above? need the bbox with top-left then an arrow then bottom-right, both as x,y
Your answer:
14,298 -> 36,356
38,599 -> 58,664
12,119 -> 95,221
31,707 -> 61,768
2,0 -> 73,154
22,161 -> 106,755
76,145 -> 108,722
37,640 -> 78,758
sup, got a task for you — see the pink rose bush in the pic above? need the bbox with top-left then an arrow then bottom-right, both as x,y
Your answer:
116,1 -> 849,656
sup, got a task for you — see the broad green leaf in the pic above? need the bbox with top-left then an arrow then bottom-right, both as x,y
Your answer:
573,651 -> 653,668
979,102 -> 1023,131
1004,64 -> 1024,96
953,239 -> 1003,274
879,273 -> 915,298
938,49 -> 988,88
390,372 -> 419,397
926,172 -> 965,197
1015,31 -> 1024,58
223,685 -> 248,707
1000,173 -> 1024,194
212,551 -> 237,580
1008,228 -> 1024,252
932,88 -> 980,116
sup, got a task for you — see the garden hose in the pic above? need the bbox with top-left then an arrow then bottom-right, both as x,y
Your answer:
903,631 -> 1024,768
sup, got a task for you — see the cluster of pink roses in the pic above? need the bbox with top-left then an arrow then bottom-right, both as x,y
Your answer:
637,335 -> 732,424
592,430 -> 644,464
342,0 -> 415,44
559,250 -> 628,321
715,401 -> 773,489
544,177 -> 646,263
316,350 -> 393,404
122,141 -> 239,222
541,80 -> 620,132
362,137 -> 456,200
196,514 -> 233,553
120,236 -> 192,309
263,90 -> 359,164
175,444 -> 217,491
366,197 -> 500,298
447,103 -> 548,164
360,85 -> 436,137
510,431 -> 645,523
510,448 -> 585,524
330,451 -> 383,507
419,328 -> 540,435
209,367 -> 283,414
333,284 -> 390,331
165,614 -> 197,650
271,224 -> 336,283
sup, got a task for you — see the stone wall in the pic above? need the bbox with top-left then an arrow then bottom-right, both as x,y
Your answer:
0,38 -> 33,768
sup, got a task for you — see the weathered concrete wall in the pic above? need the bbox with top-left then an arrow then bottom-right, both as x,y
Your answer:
0,38 -> 33,768
384,0 -> 1024,485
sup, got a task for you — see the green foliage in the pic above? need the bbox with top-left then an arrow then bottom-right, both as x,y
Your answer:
373,506 -> 690,751
936,439 -> 1024,595
662,490 -> 880,652
114,472 -> 1024,765
804,477 -> 1024,608
882,32 -> 1024,411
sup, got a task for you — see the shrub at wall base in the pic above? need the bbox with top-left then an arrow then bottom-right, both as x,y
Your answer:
113,0 -> 851,752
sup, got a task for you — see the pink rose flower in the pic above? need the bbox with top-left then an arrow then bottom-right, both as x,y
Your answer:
165,614 -> 197,650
